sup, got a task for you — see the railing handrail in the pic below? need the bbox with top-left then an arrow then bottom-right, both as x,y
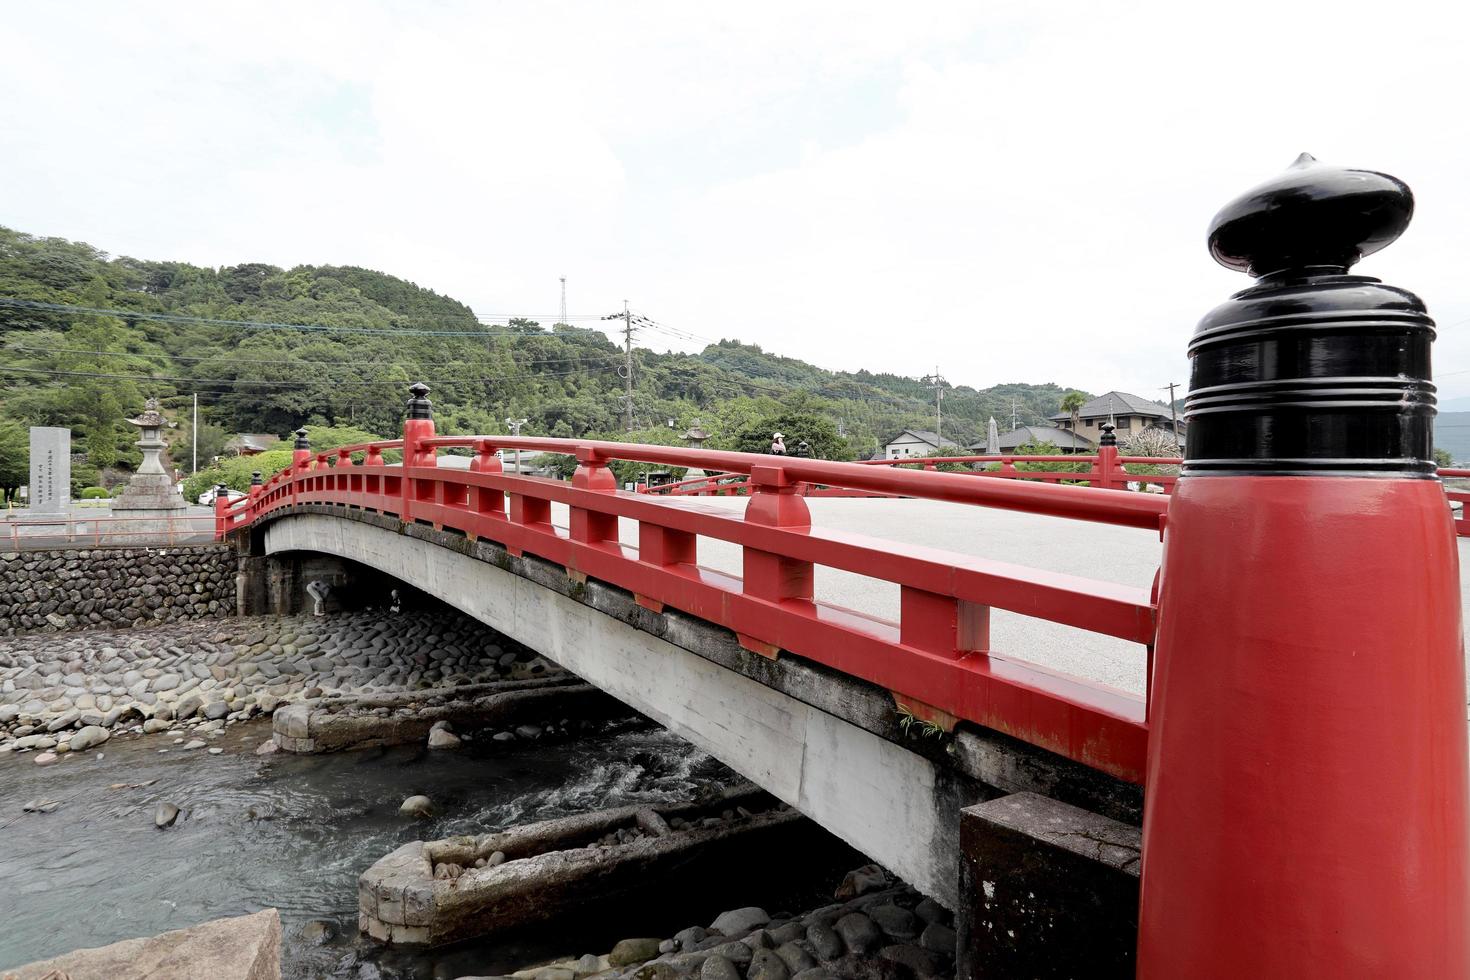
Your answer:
403,435 -> 1168,530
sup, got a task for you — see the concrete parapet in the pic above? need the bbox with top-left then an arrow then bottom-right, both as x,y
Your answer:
956,791 -> 1139,979
2,908 -> 280,980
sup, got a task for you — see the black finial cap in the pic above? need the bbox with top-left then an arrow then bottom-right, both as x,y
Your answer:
293,427 -> 310,450
1098,422 -> 1117,447
1186,156 -> 1436,478
406,382 -> 433,421
250,471 -> 263,486
1207,153 -> 1414,278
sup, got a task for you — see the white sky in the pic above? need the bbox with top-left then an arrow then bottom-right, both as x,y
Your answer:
4,1 -> 1469,402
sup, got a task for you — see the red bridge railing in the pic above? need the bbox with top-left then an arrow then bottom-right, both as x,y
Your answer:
642,445 -> 1182,497
219,424 -> 1164,784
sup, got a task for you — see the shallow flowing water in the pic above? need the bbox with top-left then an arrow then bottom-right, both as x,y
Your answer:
0,719 -> 855,979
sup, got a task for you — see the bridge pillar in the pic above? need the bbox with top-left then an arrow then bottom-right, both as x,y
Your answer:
402,382 -> 435,523
1138,156 -> 1470,976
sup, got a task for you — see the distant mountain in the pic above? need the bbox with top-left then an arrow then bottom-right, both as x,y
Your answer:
1436,412 -> 1470,466
0,224 -> 1085,470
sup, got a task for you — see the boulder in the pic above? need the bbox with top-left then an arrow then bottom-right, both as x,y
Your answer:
711,906 -> 770,936
608,937 -> 662,966
3,908 -> 280,980
399,795 -> 434,818
68,725 -> 110,752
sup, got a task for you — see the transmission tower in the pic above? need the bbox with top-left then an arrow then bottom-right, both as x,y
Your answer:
559,276 -> 568,325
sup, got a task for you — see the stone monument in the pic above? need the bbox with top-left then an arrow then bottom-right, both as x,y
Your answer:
27,427 -> 71,513
112,398 -> 186,530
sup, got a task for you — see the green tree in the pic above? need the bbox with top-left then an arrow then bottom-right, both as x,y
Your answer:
1060,390 -> 1087,433
0,417 -> 27,504
1434,447 -> 1455,469
729,411 -> 850,461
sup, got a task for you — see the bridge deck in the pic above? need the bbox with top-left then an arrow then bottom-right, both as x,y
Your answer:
549,495 -> 1470,707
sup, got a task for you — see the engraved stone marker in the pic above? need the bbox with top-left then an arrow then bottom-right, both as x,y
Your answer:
27,427 -> 70,513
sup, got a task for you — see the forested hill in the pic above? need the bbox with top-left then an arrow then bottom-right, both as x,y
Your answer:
0,225 -> 1083,485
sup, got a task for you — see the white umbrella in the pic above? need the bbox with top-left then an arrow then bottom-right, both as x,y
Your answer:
986,417 -> 1001,455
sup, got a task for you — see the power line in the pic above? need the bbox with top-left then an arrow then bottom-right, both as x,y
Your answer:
0,297 -> 613,338
0,365 -> 603,388
0,343 -> 622,370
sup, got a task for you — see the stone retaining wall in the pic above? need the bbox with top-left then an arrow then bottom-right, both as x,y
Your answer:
0,608 -> 551,756
0,545 -> 237,636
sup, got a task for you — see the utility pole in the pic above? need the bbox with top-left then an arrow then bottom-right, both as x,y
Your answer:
1162,381 -> 1180,438
601,302 -> 639,432
559,276 -> 568,325
1010,397 -> 1020,431
923,366 -> 946,441
505,417 -> 527,475
622,301 -> 634,432
191,392 -> 198,474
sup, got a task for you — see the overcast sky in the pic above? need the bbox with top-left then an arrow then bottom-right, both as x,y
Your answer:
4,1 -> 1468,403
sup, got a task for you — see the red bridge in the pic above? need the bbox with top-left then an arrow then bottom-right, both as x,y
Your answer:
218,157 -> 1470,978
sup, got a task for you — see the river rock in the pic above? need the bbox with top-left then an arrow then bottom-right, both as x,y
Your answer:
834,864 -> 888,900
791,970 -> 836,980
700,956 -> 741,980
142,718 -> 171,734
33,751 -> 58,766
747,948 -> 789,980
300,918 -> 339,945
175,693 -> 204,719
608,938 -> 662,966
706,943 -> 753,967
675,926 -> 709,950
182,739 -> 207,750
868,904 -> 920,940
68,725 -> 110,752
399,795 -> 434,818
711,906 -> 770,936
913,897 -> 949,926
805,924 -> 844,961
203,701 -> 230,721
427,726 -> 461,749
255,739 -> 279,756
46,708 -> 81,732
774,942 -> 816,974
833,913 -> 880,954
155,803 -> 180,828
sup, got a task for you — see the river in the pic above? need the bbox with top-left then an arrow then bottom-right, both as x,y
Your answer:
0,718 -> 857,979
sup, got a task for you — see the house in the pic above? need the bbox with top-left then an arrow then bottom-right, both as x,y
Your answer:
1049,390 -> 1184,445
972,425 -> 1094,454
880,429 -> 960,460
225,433 -> 282,457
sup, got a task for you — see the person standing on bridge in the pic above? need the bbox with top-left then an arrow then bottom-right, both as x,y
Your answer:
770,432 -> 786,455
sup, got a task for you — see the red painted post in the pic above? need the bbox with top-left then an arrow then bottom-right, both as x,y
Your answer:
739,464 -> 813,657
401,382 -> 435,525
212,484 -> 229,538
1138,157 -> 1470,976
469,439 -> 504,520
290,428 -> 311,508
569,447 -> 619,545
1092,422 -> 1120,489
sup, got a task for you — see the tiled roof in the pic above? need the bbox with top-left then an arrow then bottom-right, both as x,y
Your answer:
1049,390 -> 1176,422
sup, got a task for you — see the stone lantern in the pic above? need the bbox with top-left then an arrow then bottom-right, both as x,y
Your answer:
681,419 -> 712,482
113,397 -> 186,523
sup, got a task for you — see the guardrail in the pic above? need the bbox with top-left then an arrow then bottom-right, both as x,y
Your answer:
4,513 -> 218,551
220,426 -> 1162,784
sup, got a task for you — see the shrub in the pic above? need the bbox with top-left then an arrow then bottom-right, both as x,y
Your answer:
80,486 -> 109,499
